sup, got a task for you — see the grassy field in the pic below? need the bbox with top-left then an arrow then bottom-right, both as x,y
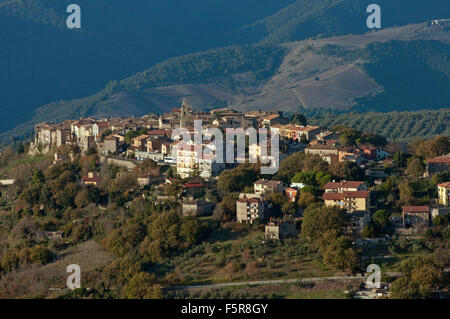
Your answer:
166,223 -> 335,286
0,240 -> 115,298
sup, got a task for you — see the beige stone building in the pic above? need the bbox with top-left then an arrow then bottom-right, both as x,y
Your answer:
323,191 -> 370,212
254,179 -> 284,195
236,198 -> 266,224
437,182 -> 450,206
265,220 -> 297,239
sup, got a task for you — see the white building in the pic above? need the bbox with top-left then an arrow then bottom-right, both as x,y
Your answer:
176,144 -> 224,179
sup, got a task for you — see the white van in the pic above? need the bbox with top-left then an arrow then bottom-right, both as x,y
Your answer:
164,157 -> 176,164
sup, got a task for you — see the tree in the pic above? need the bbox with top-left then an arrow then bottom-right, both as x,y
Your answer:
281,201 -> 296,216
410,264 -> 445,297
125,130 -> 147,144
268,192 -> 288,217
297,192 -> 316,208
164,179 -> 183,198
339,134 -> 354,147
328,161 -> 363,180
399,181 -> 413,205
414,136 -> 450,158
433,214 -> 450,226
393,152 -> 410,169
218,193 -> 239,222
179,218 -> 201,247
391,255 -> 446,299
362,224 -> 377,238
372,209 -> 391,232
406,157 -> 425,177
30,246 -> 54,265
290,113 -> 307,126
276,152 -> 305,182
19,185 -> 41,207
218,164 -> 259,193
291,171 -> 315,185
16,142 -> 25,154
32,169 -> 45,185
124,272 -> 158,299
301,204 -> 345,246
322,236 -> 359,272
390,276 -> 421,299
140,159 -> 157,172
303,154 -> 329,173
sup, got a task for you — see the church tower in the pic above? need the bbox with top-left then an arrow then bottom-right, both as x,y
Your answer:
180,98 -> 189,128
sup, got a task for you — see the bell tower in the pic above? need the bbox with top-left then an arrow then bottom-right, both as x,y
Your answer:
180,98 -> 189,128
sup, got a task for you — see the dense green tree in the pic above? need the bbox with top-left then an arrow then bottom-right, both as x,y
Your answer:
276,152 -> 305,182
124,272 -> 159,299
406,157 -> 425,177
290,113 -> 307,126
322,236 -> 359,271
218,164 -> 259,193
32,169 -> 45,185
301,204 -> 345,246
372,209 -> 391,232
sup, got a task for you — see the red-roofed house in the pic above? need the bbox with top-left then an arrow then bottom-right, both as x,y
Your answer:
402,206 -> 430,228
323,181 -> 368,193
285,188 -> 298,202
323,191 -> 370,212
426,155 -> 450,177
82,172 -> 100,187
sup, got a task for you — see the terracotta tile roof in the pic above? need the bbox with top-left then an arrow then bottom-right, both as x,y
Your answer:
297,125 -> 320,131
96,122 -> 110,127
132,134 -> 150,141
438,182 -> 450,188
263,114 -> 280,121
237,198 -> 264,204
184,183 -> 203,188
323,191 -> 370,200
427,156 -> 450,163
402,206 -> 430,213
147,129 -> 167,136
324,181 -> 365,189
254,179 -> 269,185
306,145 -> 338,150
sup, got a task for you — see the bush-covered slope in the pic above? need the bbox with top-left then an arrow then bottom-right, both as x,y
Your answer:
311,40 -> 450,112
309,108 -> 450,142
0,44 -> 286,144
250,0 -> 450,43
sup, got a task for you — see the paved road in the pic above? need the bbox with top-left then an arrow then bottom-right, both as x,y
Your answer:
166,272 -> 403,290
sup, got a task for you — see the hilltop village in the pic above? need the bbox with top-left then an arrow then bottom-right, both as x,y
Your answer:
0,102 -> 449,299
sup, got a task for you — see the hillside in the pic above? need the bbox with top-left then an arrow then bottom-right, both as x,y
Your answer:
0,0 -> 294,132
2,22 -> 449,145
1,0 -> 450,136
309,108 -> 450,142
250,0 -> 450,43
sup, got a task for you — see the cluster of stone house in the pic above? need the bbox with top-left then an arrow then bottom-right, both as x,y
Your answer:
270,123 -> 321,141
32,98 -> 397,186
305,144 -> 390,166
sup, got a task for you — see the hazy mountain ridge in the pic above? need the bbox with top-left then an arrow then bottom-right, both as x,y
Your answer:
249,0 -> 450,43
1,0 -> 450,142
0,0 -> 294,131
